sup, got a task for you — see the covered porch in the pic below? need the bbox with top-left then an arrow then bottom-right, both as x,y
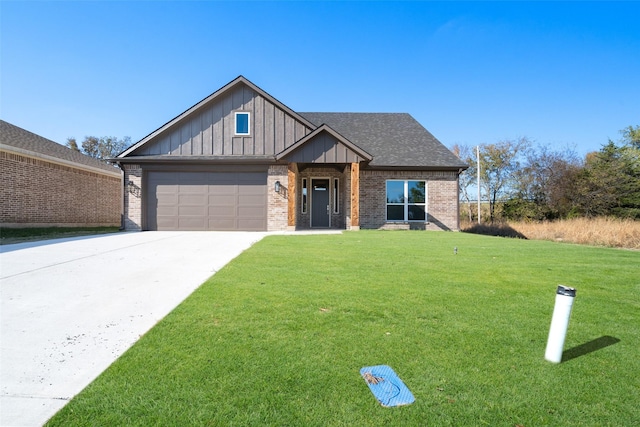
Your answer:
274,124 -> 372,231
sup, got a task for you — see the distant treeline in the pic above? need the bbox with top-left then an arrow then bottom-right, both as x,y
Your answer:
453,125 -> 640,222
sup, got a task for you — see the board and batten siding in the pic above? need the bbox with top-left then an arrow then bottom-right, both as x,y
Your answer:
135,83 -> 312,157
284,132 -> 367,163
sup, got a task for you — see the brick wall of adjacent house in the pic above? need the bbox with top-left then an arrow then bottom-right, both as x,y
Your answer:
123,164 -> 142,230
0,150 -> 121,227
359,169 -> 460,231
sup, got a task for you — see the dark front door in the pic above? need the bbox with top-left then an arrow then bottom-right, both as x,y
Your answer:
311,179 -> 330,228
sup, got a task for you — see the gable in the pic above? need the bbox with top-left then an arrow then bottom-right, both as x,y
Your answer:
277,125 -> 372,163
121,77 -> 315,158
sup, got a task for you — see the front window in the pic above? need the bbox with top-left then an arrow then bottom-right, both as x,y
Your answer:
301,178 -> 308,214
386,180 -> 426,221
333,178 -> 339,214
235,112 -> 250,135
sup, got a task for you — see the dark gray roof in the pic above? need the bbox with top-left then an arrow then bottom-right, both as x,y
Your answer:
0,120 -> 119,174
299,113 -> 467,169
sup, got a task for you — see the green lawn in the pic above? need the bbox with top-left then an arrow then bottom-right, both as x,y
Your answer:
47,231 -> 639,426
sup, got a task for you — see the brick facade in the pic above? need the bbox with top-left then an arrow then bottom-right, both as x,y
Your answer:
123,164 -> 142,230
1,150 -> 121,227
267,164 -> 289,231
359,169 -> 460,231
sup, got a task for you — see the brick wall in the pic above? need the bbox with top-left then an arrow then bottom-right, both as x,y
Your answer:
359,169 -> 460,231
267,164 -> 288,231
1,150 -> 121,227
123,164 -> 142,230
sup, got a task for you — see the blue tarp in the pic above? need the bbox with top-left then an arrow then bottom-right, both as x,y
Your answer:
360,365 -> 415,407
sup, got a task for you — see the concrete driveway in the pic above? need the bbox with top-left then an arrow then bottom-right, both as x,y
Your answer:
0,231 -> 267,427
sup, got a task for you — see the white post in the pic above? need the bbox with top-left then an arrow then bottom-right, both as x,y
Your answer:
545,285 -> 577,363
476,145 -> 481,224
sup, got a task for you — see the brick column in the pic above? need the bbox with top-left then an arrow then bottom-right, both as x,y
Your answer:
350,162 -> 360,230
123,164 -> 142,231
287,164 -> 297,230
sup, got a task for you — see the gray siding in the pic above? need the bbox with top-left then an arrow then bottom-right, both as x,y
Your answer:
284,132 -> 366,163
134,83 -> 313,157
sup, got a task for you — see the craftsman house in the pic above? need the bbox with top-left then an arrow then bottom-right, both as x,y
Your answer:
114,76 -> 467,232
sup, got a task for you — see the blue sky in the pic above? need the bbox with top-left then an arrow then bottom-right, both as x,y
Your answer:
2,1 -> 639,157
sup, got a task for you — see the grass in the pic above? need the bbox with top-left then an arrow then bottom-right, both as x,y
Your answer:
46,231 -> 639,426
462,217 -> 640,250
0,226 -> 120,245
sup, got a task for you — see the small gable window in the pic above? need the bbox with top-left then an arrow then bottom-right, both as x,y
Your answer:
235,112 -> 250,135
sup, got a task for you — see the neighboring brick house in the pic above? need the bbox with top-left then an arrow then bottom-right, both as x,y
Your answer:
0,120 -> 122,228
114,76 -> 468,232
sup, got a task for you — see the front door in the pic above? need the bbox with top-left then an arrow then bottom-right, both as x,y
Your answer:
311,179 -> 330,227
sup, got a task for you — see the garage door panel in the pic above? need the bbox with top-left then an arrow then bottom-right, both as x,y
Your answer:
178,206 -> 207,216
147,169 -> 267,231
157,216 -> 179,229
238,194 -> 264,205
179,185 -> 207,194
157,206 -> 179,215
208,194 -> 235,204
208,218 -> 236,230
156,193 -> 178,205
209,185 -> 235,196
209,205 -> 236,216
179,194 -> 207,205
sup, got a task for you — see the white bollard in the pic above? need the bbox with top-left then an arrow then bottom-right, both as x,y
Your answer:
545,285 -> 577,363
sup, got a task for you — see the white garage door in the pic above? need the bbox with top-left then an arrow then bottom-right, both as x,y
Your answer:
146,170 -> 267,231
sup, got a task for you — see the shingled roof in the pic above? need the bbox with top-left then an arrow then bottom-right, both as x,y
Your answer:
299,113 -> 467,169
0,120 -> 119,175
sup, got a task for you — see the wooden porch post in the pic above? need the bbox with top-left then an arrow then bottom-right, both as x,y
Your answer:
287,164 -> 296,229
350,162 -> 360,229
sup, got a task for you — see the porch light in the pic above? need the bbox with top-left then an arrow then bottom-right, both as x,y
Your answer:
274,180 -> 281,193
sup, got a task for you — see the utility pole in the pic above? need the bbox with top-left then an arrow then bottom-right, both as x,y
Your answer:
477,145 -> 481,224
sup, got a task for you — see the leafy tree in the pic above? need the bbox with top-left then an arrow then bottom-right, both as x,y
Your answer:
66,136 -> 131,161
505,144 -> 582,220
478,137 -> 531,222
572,137 -> 640,219
620,125 -> 640,150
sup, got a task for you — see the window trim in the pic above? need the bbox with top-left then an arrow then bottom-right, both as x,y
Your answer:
385,179 -> 427,222
333,178 -> 339,214
234,111 -> 250,136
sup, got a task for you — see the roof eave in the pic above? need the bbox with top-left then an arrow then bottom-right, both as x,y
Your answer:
364,164 -> 469,172
110,155 -> 276,165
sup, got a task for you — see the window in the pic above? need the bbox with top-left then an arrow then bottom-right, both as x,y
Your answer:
333,178 -> 339,214
301,178 -> 308,214
235,112 -> 250,135
386,180 -> 426,221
